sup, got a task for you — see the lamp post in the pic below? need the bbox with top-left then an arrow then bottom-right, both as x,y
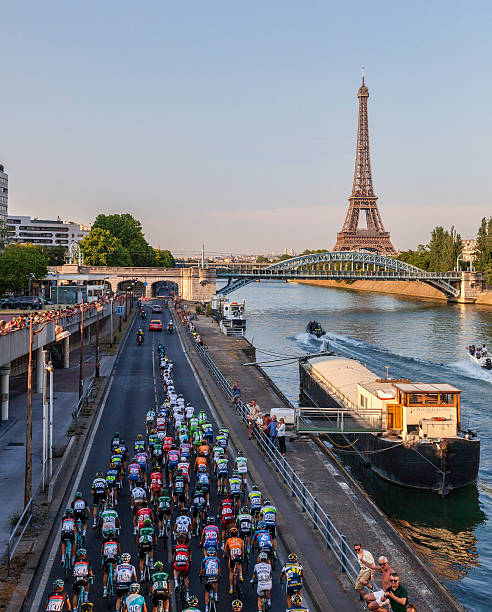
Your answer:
110,298 -> 113,348
47,359 -> 54,480
95,303 -> 100,378
79,303 -> 85,399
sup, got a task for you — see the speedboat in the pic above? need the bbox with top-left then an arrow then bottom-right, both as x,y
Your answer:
306,321 -> 326,338
467,345 -> 492,370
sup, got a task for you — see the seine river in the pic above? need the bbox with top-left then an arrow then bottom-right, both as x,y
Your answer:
221,280 -> 492,611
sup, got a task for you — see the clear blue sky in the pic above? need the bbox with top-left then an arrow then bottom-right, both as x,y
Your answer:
1,1 -> 490,253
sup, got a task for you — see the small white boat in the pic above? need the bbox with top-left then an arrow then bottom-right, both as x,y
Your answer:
467,346 -> 492,370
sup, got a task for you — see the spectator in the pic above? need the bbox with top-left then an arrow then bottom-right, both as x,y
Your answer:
232,382 -> 241,398
262,413 -> 272,439
380,573 -> 408,612
255,412 -> 264,436
268,414 -> 278,446
247,401 -> 259,439
277,418 -> 286,455
354,543 -> 375,600
405,605 -> 417,612
364,555 -> 395,610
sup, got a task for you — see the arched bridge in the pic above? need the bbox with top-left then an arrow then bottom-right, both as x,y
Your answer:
216,252 -> 463,298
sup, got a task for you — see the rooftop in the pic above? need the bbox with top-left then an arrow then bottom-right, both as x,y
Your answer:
393,382 -> 460,394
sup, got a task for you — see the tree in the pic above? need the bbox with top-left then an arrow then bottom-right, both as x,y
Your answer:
79,228 -> 131,266
0,244 -> 48,294
154,249 -> 176,267
93,213 -> 157,266
428,226 -> 462,272
397,245 -> 431,270
255,256 -> 270,263
474,217 -> 492,273
36,245 -> 67,265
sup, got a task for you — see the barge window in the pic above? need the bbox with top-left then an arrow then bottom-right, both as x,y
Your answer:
424,394 -> 439,405
408,394 -> 423,404
439,393 -> 454,405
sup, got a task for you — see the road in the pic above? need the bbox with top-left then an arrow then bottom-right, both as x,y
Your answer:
28,299 -> 302,611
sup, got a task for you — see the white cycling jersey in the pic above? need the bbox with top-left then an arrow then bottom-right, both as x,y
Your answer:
175,515 -> 192,533
115,563 -> 136,584
254,562 -> 272,590
185,406 -> 195,419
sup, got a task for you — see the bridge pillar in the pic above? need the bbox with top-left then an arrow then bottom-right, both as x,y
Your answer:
180,268 -> 216,301
64,335 -> 70,368
1,364 -> 10,421
36,347 -> 45,393
456,272 -> 485,303
145,284 -> 152,299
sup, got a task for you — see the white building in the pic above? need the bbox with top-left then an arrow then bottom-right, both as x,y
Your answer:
6,215 -> 90,247
0,164 -> 8,222
461,239 -> 477,263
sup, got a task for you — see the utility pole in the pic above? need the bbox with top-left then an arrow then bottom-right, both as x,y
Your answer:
42,350 -> 48,490
95,304 -> 100,378
110,299 -> 113,348
79,303 -> 84,399
47,360 -> 54,480
24,317 -> 33,506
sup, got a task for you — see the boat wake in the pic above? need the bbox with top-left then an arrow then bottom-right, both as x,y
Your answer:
294,332 -> 330,352
447,360 -> 492,384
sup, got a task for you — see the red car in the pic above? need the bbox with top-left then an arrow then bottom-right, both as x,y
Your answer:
149,320 -> 163,331
152,305 -> 163,313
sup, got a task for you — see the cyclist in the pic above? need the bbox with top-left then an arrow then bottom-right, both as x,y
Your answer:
149,464 -> 163,505
280,553 -> 304,608
91,472 -> 107,528
111,432 -> 122,453
152,439 -> 164,466
185,402 -> 195,421
137,517 -> 156,580
218,426 -> 229,444
100,501 -> 120,540
133,501 -> 154,536
260,499 -> 278,556
182,595 -> 201,612
45,579 -> 71,611
172,469 -> 187,509
146,410 -> 156,433
223,526 -> 244,595
215,455 -> 229,494
174,508 -> 192,543
150,560 -> 170,611
157,488 -> 172,538
115,553 -> 137,612
167,445 -> 180,481
131,484 -> 147,514
71,548 -> 93,608
136,329 -> 144,344
71,491 -> 89,539
234,451 -> 248,488
215,431 -> 228,456
200,550 -> 220,612
123,582 -> 147,612
189,415 -> 200,438
172,534 -> 192,602
218,496 -> 235,549
128,456 -> 143,490
201,421 -> 214,446
195,449 -> 209,475
106,462 -> 120,506
231,601 -> 243,612
228,471 -> 242,510
197,409 -> 207,427
251,551 -> 272,610
288,593 -> 309,612
236,506 -> 253,553
196,464 -> 211,507
191,485 -> 207,535
101,529 -> 121,598
248,485 -> 263,526
60,508 -> 78,566
135,450 -> 149,488
201,516 -> 219,555
253,521 -> 274,562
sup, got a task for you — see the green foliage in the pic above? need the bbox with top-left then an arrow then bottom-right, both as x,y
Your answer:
428,226 -> 462,272
397,245 -> 431,270
79,228 -> 132,266
154,249 -> 176,268
255,256 -> 270,263
36,245 -> 67,265
0,244 -> 48,294
474,218 -> 492,278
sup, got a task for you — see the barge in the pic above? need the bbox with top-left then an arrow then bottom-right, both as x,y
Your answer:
299,356 -> 480,494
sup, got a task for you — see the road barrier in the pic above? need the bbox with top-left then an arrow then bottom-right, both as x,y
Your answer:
72,378 -> 95,422
7,498 -> 33,577
180,315 -> 361,584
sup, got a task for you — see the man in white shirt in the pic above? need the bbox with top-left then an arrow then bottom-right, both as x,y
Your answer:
354,543 -> 374,599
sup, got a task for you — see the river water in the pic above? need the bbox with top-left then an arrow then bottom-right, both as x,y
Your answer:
221,280 -> 492,611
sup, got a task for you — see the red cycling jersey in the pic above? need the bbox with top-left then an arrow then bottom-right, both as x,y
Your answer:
136,507 -> 153,528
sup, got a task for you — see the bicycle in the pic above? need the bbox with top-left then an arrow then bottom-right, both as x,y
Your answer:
142,550 -> 152,595
63,539 -> 73,582
74,584 -> 85,612
105,562 -> 115,609
96,500 -> 105,538
232,560 -> 242,599
76,519 -> 85,547
205,581 -> 218,612
251,579 -> 269,612
175,572 -> 187,609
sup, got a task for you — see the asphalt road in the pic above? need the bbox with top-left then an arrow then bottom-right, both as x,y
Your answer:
30,299 -> 296,612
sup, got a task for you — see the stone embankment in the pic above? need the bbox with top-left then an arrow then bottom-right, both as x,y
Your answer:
475,290 -> 492,305
291,279 -> 448,300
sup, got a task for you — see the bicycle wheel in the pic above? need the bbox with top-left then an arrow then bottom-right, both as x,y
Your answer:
64,541 -> 71,582
106,565 -> 113,610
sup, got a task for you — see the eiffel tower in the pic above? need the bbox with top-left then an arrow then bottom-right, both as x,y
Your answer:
334,71 -> 396,255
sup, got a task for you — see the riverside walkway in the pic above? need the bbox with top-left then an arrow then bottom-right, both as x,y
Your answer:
184,311 -> 465,612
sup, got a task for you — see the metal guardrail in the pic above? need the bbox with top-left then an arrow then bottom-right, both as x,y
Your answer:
7,498 -> 33,577
180,317 -> 361,584
72,378 -> 95,421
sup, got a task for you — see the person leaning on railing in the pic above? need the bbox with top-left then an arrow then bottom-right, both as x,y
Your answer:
247,401 -> 259,439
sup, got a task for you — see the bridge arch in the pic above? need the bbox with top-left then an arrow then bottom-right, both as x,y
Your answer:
152,280 -> 179,297
116,279 -> 146,296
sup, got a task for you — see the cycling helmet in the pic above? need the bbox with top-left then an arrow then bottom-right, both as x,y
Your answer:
142,501 -> 148,507
137,434 -> 143,441
109,463 -> 116,470
177,534 -> 187,544
53,579 -> 64,591
252,483 -> 259,490
288,552 -> 298,563
113,432 -> 120,439
143,518 -> 153,527
229,527 -> 239,536
291,593 -> 303,605
121,553 -> 131,563
264,498 -> 271,504
180,508 -> 188,516
237,450 -> 243,456
96,472 -> 103,478
106,500 -> 113,510
105,528 -> 117,539
74,491 -> 83,499
257,521 -> 266,529
76,548 -> 87,559
207,516 -> 215,525
259,552 -> 268,562
241,506 -> 249,514
232,470 -> 240,478
198,464 -> 207,473
81,605 -> 93,611
64,508 -> 73,517
187,596 -> 199,607
232,600 -> 243,611
153,561 -> 164,571
150,428 -> 156,434
130,583 -> 140,593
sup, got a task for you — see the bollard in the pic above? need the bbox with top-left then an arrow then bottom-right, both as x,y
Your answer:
313,497 -> 318,529
301,483 -> 307,512
341,534 -> 347,573
291,469 -> 296,497
326,515 -> 332,549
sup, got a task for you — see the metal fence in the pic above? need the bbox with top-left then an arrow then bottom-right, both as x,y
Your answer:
72,378 -> 95,421
181,318 -> 361,584
7,498 -> 33,577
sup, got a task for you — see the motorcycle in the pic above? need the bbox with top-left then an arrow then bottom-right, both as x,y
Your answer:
167,324 -> 174,335
137,334 -> 144,345
140,310 -> 146,319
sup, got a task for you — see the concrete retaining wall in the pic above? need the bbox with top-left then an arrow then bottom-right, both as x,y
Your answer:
475,290 -> 492,305
290,279 -> 448,300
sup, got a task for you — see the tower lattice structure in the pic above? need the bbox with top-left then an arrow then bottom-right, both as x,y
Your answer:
333,73 -> 396,255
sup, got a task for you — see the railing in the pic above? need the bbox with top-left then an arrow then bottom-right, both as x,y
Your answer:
179,314 -> 361,584
296,406 -> 383,433
7,498 -> 33,577
72,378 -> 95,421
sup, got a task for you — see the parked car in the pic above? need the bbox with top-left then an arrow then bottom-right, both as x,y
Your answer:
0,296 -> 43,310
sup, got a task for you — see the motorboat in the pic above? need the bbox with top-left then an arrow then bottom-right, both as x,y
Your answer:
306,321 -> 326,338
467,345 -> 492,370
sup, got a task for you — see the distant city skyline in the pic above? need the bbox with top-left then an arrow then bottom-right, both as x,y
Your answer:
1,2 -> 490,253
